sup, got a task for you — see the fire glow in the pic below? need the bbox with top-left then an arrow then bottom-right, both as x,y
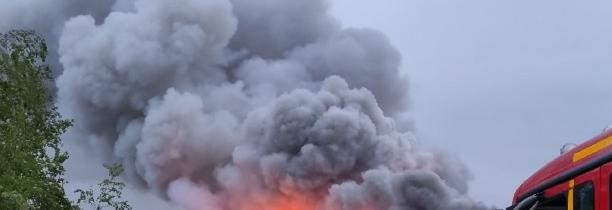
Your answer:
234,193 -> 378,210
240,195 -> 321,210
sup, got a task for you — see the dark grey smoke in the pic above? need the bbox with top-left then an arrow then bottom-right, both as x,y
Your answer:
1,0 -> 488,209
228,0 -> 339,58
328,169 -> 487,210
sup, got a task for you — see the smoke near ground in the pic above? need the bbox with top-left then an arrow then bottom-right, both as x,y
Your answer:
1,0 -> 488,209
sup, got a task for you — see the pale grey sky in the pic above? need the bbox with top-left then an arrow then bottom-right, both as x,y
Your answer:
332,0 -> 612,207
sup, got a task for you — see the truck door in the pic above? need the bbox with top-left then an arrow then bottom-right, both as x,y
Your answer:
598,161 -> 612,210
571,167 -> 599,210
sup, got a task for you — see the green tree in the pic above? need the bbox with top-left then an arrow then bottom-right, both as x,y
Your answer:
0,30 -> 73,209
74,164 -> 132,210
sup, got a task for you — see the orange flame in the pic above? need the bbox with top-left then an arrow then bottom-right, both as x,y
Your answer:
235,192 -> 322,210
227,192 -> 381,210
230,189 -> 325,210
264,196 -> 318,210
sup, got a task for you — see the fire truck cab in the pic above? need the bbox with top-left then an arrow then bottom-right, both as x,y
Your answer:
508,130 -> 612,210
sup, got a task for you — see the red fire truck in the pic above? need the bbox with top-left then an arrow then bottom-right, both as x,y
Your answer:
509,129 -> 612,210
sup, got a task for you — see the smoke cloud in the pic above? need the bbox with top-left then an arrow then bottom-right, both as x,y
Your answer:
1,0 -> 488,209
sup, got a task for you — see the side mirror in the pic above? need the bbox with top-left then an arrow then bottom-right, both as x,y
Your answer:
513,194 -> 542,210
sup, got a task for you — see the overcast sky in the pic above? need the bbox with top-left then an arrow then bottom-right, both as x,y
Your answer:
332,0 -> 612,207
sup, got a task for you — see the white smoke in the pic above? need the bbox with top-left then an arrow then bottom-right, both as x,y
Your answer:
168,178 -> 222,210
1,0 -> 489,209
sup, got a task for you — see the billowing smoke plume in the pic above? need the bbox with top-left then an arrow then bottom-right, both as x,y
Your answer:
2,0 -> 488,209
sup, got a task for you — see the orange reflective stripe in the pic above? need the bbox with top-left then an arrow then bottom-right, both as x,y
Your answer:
573,136 -> 612,162
567,180 -> 575,210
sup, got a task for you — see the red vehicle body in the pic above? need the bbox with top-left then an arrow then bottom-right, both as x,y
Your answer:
508,130 -> 612,210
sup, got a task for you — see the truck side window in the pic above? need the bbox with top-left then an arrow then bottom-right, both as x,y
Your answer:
535,193 -> 567,210
574,182 -> 594,210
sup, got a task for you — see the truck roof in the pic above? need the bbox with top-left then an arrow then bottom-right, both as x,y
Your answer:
512,129 -> 612,204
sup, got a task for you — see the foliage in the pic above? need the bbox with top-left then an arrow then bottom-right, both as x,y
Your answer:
0,30 -> 73,209
73,164 -> 132,210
